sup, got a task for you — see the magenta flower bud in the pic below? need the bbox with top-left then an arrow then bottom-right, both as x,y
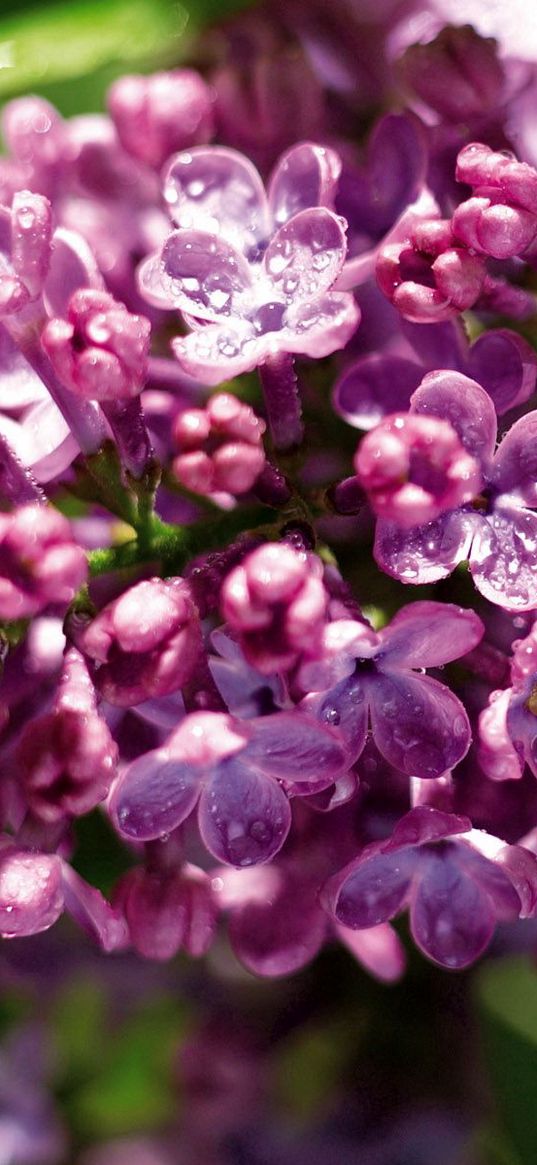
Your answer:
0,843 -> 64,938
452,194 -> 537,260
456,143 -> 537,214
478,688 -> 523,782
376,220 -> 486,323
0,192 -> 52,315
397,25 -> 505,122
2,96 -> 67,195
17,647 -> 118,824
108,70 -> 214,169
75,577 -> 202,706
354,413 -> 482,528
116,862 -> 217,960
41,288 -> 151,402
221,542 -> 328,674
172,392 -> 266,496
0,503 -> 87,619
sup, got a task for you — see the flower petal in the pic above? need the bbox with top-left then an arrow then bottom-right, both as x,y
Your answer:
61,863 -> 128,952
333,353 -> 423,430
109,747 -> 201,840
139,229 -> 252,320
268,142 -> 341,227
335,921 -> 406,982
172,319 -> 259,385
411,849 -> 496,968
491,411 -> 537,507
374,509 -> 478,585
244,711 -> 347,790
325,850 -> 414,929
467,329 -> 537,416
283,291 -> 360,358
470,504 -> 537,611
0,847 -> 63,937
198,756 -> 291,866
301,676 -> 370,767
378,601 -> 483,668
410,370 -> 497,464
369,672 -> 471,778
163,146 -> 270,253
229,878 -> 326,976
263,208 -> 347,301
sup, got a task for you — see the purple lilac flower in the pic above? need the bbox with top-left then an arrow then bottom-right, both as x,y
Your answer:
322,805 -> 537,968
299,601 -> 483,779
220,542 -> 328,675
354,411 -> 482,526
172,392 -> 266,497
138,142 -> 359,382
396,24 -> 507,123
110,709 -> 347,865
0,502 -> 87,619
115,861 -> 217,960
107,70 -> 215,170
71,577 -> 202,707
374,371 -> 537,610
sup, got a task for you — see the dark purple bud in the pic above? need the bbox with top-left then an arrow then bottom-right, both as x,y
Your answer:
398,25 -> 505,122
116,862 -> 217,960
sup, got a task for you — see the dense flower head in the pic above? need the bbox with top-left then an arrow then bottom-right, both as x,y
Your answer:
172,392 -> 266,496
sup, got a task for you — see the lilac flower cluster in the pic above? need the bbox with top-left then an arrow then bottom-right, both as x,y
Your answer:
2,9 -> 537,982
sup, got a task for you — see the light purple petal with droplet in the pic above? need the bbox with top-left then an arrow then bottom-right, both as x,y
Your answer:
140,229 -> 253,320
163,146 -> 270,252
467,329 -> 537,415
386,806 -> 472,851
229,879 -> 326,976
491,411 -> 537,507
410,370 -> 497,464
263,208 -> 347,301
470,504 -> 537,611
268,142 -> 341,227
369,671 -> 471,778
411,849 -> 496,968
172,318 -> 259,385
198,756 -> 291,867
374,509 -> 478,585
0,326 -> 47,409
42,228 -> 103,318
109,748 -> 202,840
284,291 -> 360,357
244,711 -> 347,788
378,601 -> 483,668
333,353 -> 423,430
301,676 -> 369,766
327,850 -> 415,929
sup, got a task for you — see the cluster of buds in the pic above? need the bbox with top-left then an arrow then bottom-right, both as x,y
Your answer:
172,392 -> 266,497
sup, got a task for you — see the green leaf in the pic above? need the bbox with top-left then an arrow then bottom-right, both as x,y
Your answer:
476,955 -> 537,1165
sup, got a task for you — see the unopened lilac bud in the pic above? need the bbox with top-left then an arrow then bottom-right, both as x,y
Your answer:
0,843 -> 63,937
108,70 -> 214,169
0,192 -> 52,315
116,862 -> 217,960
453,143 -> 537,259
42,289 -> 151,401
2,97 -> 66,193
398,25 -> 505,122
0,503 -> 87,619
376,220 -> 486,323
18,647 -> 118,823
75,577 -> 202,706
172,393 -> 266,496
221,542 -> 328,674
354,412 -> 482,527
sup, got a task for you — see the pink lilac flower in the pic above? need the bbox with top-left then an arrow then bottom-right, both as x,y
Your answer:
354,411 -> 482,527
70,576 -> 202,707
115,861 -> 217,960
172,392 -> 266,497
220,542 -> 328,675
374,371 -> 537,610
322,805 -> 537,968
299,601 -> 483,780
110,709 -> 347,865
41,289 -> 151,402
17,647 -> 117,824
453,142 -> 537,259
0,502 -> 87,619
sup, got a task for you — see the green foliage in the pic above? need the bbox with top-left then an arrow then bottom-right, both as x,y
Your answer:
476,955 -> 537,1165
